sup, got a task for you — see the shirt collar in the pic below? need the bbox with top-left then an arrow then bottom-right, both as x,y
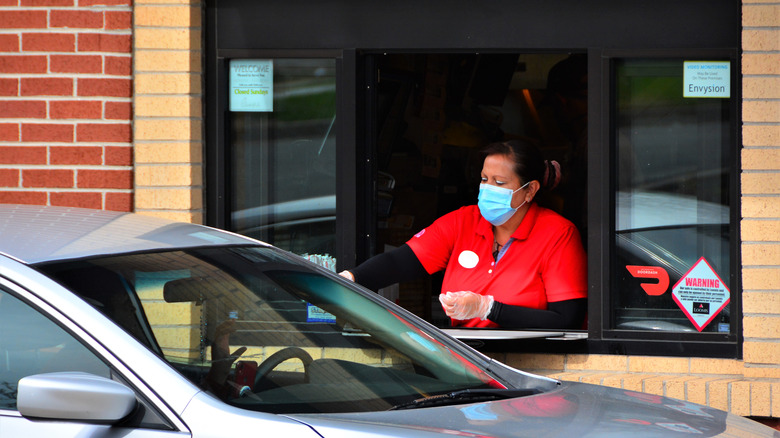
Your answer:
512,203 -> 540,241
476,203 -> 540,241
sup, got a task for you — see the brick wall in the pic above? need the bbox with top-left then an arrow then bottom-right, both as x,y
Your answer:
741,0 -> 780,369
0,0 -> 133,211
133,0 -> 203,223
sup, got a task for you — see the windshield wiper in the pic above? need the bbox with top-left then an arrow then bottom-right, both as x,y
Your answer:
389,388 -> 541,410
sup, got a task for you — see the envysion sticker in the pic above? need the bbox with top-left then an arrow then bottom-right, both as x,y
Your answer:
458,250 -> 479,269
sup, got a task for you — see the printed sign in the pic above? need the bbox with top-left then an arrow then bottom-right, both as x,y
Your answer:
683,61 -> 730,98
671,257 -> 730,332
306,303 -> 336,323
229,59 -> 273,112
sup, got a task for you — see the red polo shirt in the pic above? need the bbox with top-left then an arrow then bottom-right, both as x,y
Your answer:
406,203 -> 587,327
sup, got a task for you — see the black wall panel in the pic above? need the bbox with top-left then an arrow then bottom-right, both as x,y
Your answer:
212,0 -> 739,51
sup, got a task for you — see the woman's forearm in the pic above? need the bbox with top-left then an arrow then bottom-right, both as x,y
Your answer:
486,298 -> 587,329
349,244 -> 428,291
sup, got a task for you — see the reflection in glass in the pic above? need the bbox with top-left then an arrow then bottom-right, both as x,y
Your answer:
40,247 -> 502,414
0,288 -> 110,410
612,59 -> 732,333
229,59 -> 337,258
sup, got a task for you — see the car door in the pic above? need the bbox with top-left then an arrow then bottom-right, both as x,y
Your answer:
0,279 -> 189,438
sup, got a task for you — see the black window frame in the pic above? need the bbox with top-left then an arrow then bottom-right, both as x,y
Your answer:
204,47 -> 362,271
585,48 -> 741,358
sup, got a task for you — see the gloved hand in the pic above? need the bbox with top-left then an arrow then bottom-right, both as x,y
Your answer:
439,291 -> 494,321
338,270 -> 355,281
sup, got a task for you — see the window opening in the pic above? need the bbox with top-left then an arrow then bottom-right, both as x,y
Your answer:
369,53 -> 588,326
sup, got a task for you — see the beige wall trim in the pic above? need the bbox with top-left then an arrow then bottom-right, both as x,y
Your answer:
487,352 -> 780,418
133,0 -> 204,223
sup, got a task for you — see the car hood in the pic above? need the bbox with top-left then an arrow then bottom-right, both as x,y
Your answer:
289,382 -> 778,438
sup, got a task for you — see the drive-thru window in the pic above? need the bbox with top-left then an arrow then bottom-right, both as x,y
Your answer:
205,0 -> 740,358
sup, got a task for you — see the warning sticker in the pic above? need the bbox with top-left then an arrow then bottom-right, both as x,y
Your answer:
671,257 -> 730,332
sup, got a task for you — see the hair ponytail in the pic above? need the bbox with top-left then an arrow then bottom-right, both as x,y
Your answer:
543,160 -> 561,190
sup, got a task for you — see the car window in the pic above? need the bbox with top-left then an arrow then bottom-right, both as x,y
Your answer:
39,246 -> 507,415
0,287 -> 110,410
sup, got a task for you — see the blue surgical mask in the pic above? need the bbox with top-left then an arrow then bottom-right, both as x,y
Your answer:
477,181 -> 530,226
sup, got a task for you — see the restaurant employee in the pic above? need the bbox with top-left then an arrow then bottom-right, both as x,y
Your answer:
340,139 -> 587,329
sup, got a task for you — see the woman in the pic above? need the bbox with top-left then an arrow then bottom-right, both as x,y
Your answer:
340,140 -> 587,329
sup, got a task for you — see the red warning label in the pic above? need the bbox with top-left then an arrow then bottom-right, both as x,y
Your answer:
671,257 -> 730,332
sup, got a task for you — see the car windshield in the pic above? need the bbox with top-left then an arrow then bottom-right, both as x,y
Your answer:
36,246 -> 502,414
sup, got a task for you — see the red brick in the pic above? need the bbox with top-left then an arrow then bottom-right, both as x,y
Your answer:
0,101 -> 46,118
51,10 -> 103,29
22,0 -> 74,5
0,56 -> 47,74
22,33 -> 76,52
76,123 -> 130,143
21,77 -> 73,96
0,0 -> 18,5
50,100 -> 102,119
0,146 -> 45,164
105,145 -> 131,165
105,101 -> 130,120
105,191 -> 132,211
0,191 -> 47,205
0,11 -> 47,29
79,0 -> 130,5
0,124 -> 19,141
50,146 -> 102,165
0,169 -> 19,187
0,78 -> 18,96
78,169 -> 132,189
78,78 -> 131,97
0,35 -> 19,52
77,33 -> 131,53
51,54 -> 102,74
23,169 -> 74,188
51,191 -> 101,209
21,123 -> 73,142
104,11 -> 131,30
104,56 -> 131,76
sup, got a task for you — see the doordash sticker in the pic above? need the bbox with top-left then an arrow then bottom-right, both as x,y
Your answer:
626,265 -> 670,296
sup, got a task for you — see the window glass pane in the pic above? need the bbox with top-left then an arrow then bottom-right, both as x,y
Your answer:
229,59 -> 337,262
612,59 -> 732,334
0,288 -> 110,410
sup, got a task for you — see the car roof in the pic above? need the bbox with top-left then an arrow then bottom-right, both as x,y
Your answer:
0,204 -> 256,264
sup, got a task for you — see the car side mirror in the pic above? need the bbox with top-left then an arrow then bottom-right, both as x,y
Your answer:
17,372 -> 136,423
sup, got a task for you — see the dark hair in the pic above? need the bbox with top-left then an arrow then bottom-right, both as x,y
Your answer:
481,139 -> 560,189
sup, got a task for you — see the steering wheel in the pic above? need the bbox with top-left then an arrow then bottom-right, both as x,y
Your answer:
253,347 -> 313,391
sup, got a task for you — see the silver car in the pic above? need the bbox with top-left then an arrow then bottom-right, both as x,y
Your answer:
0,204 -> 775,437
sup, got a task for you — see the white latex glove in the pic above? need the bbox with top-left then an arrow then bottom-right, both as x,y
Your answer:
438,291 -> 494,320
338,270 -> 355,281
